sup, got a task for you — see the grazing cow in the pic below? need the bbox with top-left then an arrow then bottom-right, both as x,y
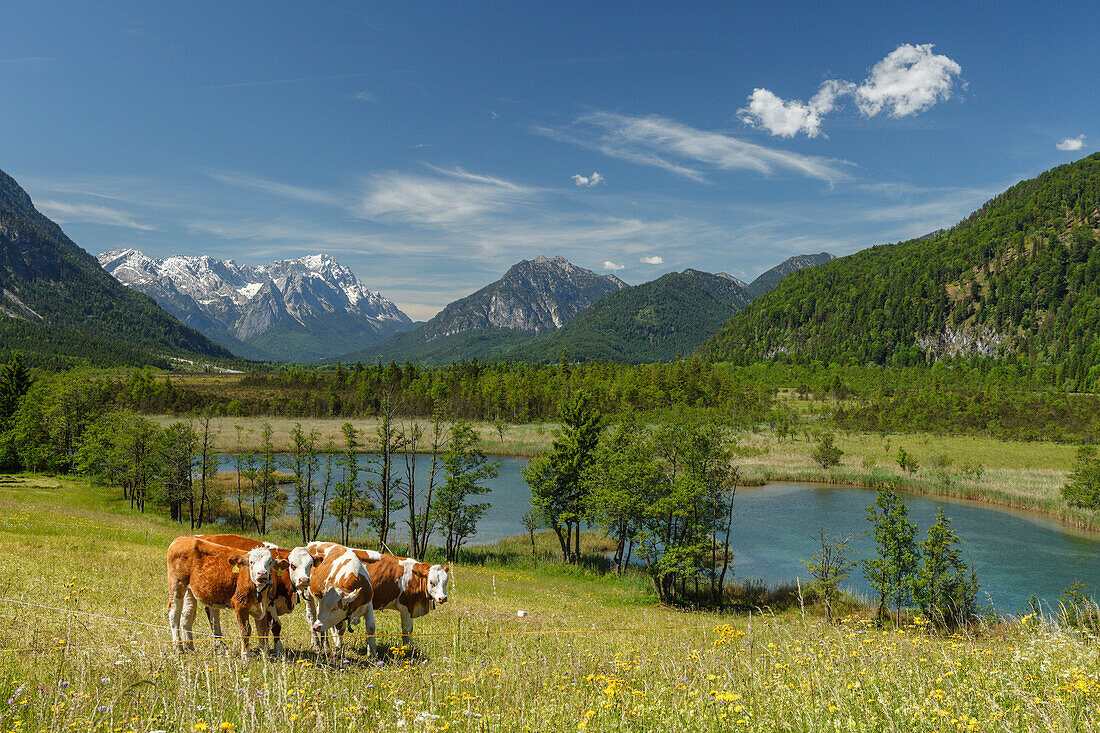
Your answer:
307,542 -> 449,649
166,536 -> 287,658
192,534 -> 316,655
300,544 -> 375,657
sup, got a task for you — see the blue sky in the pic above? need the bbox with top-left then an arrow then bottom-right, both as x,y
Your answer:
1,1 -> 1095,319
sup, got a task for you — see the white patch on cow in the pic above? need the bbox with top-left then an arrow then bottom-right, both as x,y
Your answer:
306,540 -> 341,558
246,547 -> 277,590
426,565 -> 449,603
332,550 -> 361,585
261,541 -> 279,550
287,546 -> 314,590
398,558 -> 417,593
363,549 -> 382,561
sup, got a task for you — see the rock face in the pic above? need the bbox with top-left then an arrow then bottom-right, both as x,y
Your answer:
337,255 -> 627,365
421,255 -> 626,341
744,252 -> 836,299
98,249 -> 412,362
505,267 -> 753,364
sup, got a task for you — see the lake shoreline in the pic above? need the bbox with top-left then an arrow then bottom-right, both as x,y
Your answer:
752,468 -> 1100,535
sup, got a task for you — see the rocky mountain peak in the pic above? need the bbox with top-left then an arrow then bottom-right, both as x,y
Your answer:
97,249 -> 412,362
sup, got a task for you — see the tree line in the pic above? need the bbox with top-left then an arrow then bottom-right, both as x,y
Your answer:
521,390 -> 980,622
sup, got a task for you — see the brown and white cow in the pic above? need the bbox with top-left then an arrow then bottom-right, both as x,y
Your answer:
299,543 -> 375,657
192,534 -> 315,655
166,536 -> 287,658
307,542 -> 449,650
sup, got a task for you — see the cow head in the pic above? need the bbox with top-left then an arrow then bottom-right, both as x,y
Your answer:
286,547 -> 316,591
310,586 -> 361,634
229,547 -> 286,589
426,564 -> 449,608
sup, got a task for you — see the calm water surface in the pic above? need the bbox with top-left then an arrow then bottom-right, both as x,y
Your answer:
221,454 -> 1100,611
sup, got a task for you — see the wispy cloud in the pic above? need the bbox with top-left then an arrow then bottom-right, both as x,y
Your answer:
1057,135 -> 1086,152
356,166 -> 534,225
640,255 -> 663,265
572,172 -> 605,187
540,112 -> 851,182
36,199 -> 155,231
206,171 -> 342,206
353,91 -> 376,102
741,44 -> 962,138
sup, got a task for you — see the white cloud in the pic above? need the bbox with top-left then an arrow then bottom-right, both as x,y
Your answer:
540,112 -> 851,182
36,199 -> 155,230
353,91 -> 376,102
602,260 -> 625,271
739,80 -> 855,138
741,44 -> 961,138
356,166 -> 533,225
855,44 -> 962,117
1057,135 -> 1086,151
640,255 -> 663,265
572,172 -> 605,187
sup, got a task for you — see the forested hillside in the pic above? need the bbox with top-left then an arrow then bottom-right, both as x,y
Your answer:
0,168 -> 231,364
701,154 -> 1100,388
507,269 -> 752,363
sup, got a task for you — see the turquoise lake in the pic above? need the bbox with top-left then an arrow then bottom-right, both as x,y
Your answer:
223,454 -> 1100,611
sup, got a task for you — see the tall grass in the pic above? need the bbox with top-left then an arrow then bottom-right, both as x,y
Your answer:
3,476 -> 1100,731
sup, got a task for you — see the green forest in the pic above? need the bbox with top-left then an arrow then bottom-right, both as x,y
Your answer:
701,153 -> 1100,389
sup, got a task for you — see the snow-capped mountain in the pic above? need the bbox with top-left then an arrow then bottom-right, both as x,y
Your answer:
97,249 -> 412,362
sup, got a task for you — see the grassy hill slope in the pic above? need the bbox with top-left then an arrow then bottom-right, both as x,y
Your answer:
700,154 -> 1100,388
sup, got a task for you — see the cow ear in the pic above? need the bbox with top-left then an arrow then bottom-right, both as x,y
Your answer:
274,559 -> 289,571
228,555 -> 247,569
342,589 -> 360,607
310,552 -> 326,565
442,564 -> 451,573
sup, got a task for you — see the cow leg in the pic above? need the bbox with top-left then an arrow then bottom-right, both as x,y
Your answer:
235,608 -> 252,660
365,605 -> 378,658
303,595 -> 323,653
166,578 -> 188,651
269,613 -> 284,657
256,613 -> 271,657
205,607 -> 227,652
330,620 -> 349,661
399,606 -> 413,651
180,591 -> 198,651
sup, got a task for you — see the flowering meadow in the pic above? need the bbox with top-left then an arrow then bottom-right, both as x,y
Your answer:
2,476 -> 1099,732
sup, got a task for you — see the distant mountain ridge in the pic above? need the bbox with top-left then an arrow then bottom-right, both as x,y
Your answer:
0,167 -> 230,366
743,252 -> 835,299
342,256 -> 625,364
343,252 -> 834,366
505,268 -> 754,363
99,249 -> 412,362
422,256 -> 626,339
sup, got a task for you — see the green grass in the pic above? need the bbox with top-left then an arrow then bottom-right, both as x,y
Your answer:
2,476 -> 1100,731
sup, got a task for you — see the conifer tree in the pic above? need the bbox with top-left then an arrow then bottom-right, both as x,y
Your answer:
863,486 -> 920,625
915,507 -> 979,626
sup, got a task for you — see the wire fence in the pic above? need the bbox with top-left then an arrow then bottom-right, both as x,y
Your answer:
0,596 -> 714,655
